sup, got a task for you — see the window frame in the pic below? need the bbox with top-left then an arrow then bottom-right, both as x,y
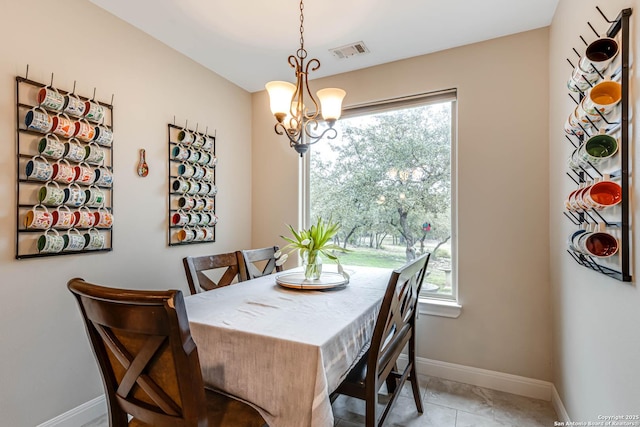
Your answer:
301,89 -> 460,317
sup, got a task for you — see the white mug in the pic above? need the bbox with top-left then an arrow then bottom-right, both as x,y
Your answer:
26,155 -> 54,181
38,134 -> 65,159
52,206 -> 75,229
25,205 -> 53,230
83,228 -> 105,250
63,228 -> 86,251
38,181 -> 65,206
63,93 -> 86,118
38,86 -> 65,112
94,167 -> 113,187
25,107 -> 55,133
37,229 -> 65,253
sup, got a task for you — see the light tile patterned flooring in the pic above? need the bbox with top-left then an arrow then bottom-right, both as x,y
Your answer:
83,375 -> 558,427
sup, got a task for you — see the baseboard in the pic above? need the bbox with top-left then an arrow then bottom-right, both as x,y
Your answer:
37,395 -> 106,427
552,385 -> 571,422
399,355 -> 554,401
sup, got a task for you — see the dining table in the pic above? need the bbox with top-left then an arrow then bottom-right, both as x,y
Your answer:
184,265 -> 392,427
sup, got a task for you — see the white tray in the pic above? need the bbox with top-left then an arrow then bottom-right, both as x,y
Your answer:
276,272 -> 349,290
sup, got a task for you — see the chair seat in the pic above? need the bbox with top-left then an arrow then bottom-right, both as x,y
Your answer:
129,389 -> 265,427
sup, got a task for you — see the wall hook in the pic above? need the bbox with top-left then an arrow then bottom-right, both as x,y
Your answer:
587,22 -> 600,38
25,64 -> 29,80
595,6 -> 615,23
50,73 -> 54,87
110,94 -> 114,105
566,58 -> 576,69
72,81 -> 77,94
173,115 -> 176,126
185,119 -> 188,129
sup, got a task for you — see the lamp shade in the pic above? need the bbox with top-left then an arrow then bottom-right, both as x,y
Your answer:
266,81 -> 296,119
317,88 -> 346,121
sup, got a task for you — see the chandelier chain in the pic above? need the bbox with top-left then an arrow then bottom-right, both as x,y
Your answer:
299,0 -> 305,57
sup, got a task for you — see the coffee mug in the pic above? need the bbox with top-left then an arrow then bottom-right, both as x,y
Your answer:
38,133 -> 65,159
209,214 -> 219,226
94,166 -> 113,187
85,185 -> 106,208
25,205 -> 53,229
177,228 -> 195,242
52,159 -> 76,184
193,227 -> 206,242
187,212 -> 200,226
186,181 -> 200,196
575,98 -> 602,126
63,228 -> 86,251
202,136 -> 214,151
579,37 -> 619,73
172,177 -> 190,193
178,163 -> 196,178
83,228 -> 105,250
202,167 -> 214,182
172,146 -> 191,162
580,132 -> 618,164
208,184 -> 218,197
207,154 -> 218,168
187,149 -> 201,164
74,119 -> 96,142
52,113 -> 76,138
193,198 -> 206,211
583,180 -> 622,210
178,129 -> 194,144
564,112 -> 586,137
567,65 -> 599,93
26,155 -> 54,181
75,162 -> 96,185
38,181 -> 65,206
197,151 -> 210,166
38,86 -> 65,112
192,134 -> 204,149
198,212 -> 212,226
93,207 -> 114,229
172,210 -> 190,226
582,232 -> 619,258
568,229 -> 588,252
52,205 -> 75,229
178,196 -> 196,210
584,80 -> 622,115
64,138 -> 87,163
25,107 -> 56,133
64,183 -> 87,207
203,198 -> 215,211
84,101 -> 105,124
197,182 -> 211,196
203,226 -> 214,241
192,164 -> 205,180
63,93 -> 86,118
37,229 -> 65,253
93,125 -> 113,147
74,206 -> 96,228
84,142 -> 105,165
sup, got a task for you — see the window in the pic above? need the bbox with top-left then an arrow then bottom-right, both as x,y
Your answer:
306,90 -> 457,302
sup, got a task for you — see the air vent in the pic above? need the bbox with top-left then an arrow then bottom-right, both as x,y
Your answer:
329,41 -> 370,59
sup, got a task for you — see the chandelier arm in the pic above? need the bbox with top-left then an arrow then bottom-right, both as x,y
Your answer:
306,127 -> 338,145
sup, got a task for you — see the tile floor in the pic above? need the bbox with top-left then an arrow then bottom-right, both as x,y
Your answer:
83,375 -> 558,427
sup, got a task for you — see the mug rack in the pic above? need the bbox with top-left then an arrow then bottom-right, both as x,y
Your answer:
167,122 -> 218,246
15,72 -> 115,259
563,7 -> 632,281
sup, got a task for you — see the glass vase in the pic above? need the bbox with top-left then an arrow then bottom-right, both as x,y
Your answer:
303,251 -> 323,280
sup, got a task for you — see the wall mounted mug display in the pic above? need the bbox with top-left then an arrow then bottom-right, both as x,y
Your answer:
25,107 -> 56,133
63,93 -> 86,118
38,181 -> 65,206
38,133 -> 65,159
52,205 -> 75,229
63,228 -> 86,251
38,86 -> 65,112
25,204 -> 53,230
37,229 -> 65,253
64,138 -> 86,163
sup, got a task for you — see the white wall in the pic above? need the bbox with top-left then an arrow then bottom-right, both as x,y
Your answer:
549,0 -> 640,420
0,0 -> 252,425
252,29 -> 553,382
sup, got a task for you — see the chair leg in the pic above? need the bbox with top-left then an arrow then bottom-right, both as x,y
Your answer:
409,362 -> 423,413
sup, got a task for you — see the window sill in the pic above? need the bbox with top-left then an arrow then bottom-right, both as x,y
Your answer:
418,298 -> 462,318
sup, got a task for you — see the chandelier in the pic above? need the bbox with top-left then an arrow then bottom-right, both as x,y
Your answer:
265,0 -> 346,156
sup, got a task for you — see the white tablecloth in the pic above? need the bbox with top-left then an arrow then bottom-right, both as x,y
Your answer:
184,266 -> 391,427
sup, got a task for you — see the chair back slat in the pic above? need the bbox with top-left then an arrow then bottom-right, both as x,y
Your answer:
183,251 -> 246,294
368,253 -> 430,389
68,278 -> 208,427
241,246 -> 283,280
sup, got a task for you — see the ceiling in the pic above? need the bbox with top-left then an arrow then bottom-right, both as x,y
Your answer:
90,0 -> 559,93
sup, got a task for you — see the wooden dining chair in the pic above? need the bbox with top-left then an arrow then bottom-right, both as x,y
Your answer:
241,246 -> 283,280
67,278 -> 266,427
331,253 -> 430,427
183,251 -> 247,295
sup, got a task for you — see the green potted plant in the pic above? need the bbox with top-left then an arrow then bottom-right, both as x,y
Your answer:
276,217 -> 348,280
